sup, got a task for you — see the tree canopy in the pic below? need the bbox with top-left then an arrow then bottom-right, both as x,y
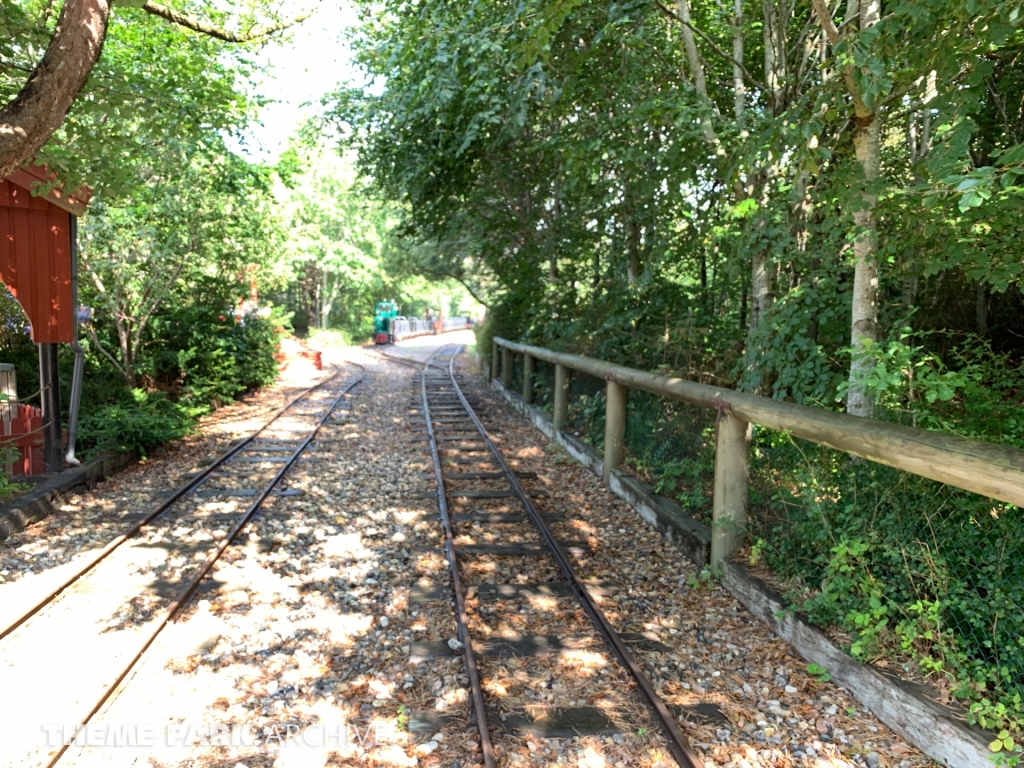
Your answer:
334,0 -> 1024,408
0,0 -> 312,181
331,0 -> 1024,747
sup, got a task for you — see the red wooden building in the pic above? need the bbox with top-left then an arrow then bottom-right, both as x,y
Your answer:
0,164 -> 89,473
0,164 -> 87,342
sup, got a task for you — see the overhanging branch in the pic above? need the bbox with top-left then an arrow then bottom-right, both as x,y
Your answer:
141,1 -> 316,43
0,0 -> 112,181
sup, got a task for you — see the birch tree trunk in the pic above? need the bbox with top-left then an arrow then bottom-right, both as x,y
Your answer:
844,1 -> 881,419
812,0 -> 882,418
320,271 -> 331,329
749,245 -> 772,335
626,217 -> 641,285
846,111 -> 881,417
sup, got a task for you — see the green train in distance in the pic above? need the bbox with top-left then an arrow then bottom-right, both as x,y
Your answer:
373,300 -> 399,344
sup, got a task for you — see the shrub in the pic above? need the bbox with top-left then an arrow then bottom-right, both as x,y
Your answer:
79,389 -> 197,457
148,304 -> 283,409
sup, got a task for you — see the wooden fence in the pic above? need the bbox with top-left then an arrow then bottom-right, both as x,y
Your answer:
492,337 -> 1024,568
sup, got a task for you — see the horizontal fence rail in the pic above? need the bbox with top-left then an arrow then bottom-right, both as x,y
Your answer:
492,336 -> 1024,568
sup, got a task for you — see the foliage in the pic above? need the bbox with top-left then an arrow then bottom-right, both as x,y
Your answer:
0,0 -> 295,470
337,0 -> 1024,749
80,143 -> 286,388
0,443 -> 28,496
149,304 -> 283,409
272,142 -> 484,338
0,0 -> 261,197
753,444 -> 1024,753
807,663 -> 831,683
79,390 -> 198,458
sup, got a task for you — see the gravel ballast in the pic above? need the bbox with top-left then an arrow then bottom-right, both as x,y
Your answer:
0,336 -> 937,768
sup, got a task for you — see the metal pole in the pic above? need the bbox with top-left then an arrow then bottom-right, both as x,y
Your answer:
502,347 -> 513,389
604,380 -> 627,484
710,411 -> 751,571
66,214 -> 85,466
554,363 -> 570,430
38,342 -> 63,473
523,353 -> 535,405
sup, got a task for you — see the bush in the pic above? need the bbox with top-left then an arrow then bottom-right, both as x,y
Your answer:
79,389 -> 197,457
752,447 -> 1024,757
547,324 -> 1024,756
148,304 -> 283,408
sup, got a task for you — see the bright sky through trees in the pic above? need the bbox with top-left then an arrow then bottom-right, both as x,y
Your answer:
239,2 -> 361,161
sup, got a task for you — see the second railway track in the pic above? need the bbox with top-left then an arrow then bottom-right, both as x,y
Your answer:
412,345 -> 705,768
0,361 -> 366,768
0,340 -> 927,768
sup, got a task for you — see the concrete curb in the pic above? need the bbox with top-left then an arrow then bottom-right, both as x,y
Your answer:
489,377 -> 993,767
0,452 -> 136,543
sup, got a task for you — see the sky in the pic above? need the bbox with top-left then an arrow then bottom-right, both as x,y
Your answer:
234,2 -> 364,162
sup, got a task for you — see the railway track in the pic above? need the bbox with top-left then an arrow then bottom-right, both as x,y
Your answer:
0,361 -> 366,768
412,345 -> 705,768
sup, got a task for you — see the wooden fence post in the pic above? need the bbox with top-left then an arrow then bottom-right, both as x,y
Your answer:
554,364 -> 570,430
604,380 -> 627,484
502,347 -> 513,389
491,341 -> 499,383
711,411 -> 752,571
523,353 -> 535,405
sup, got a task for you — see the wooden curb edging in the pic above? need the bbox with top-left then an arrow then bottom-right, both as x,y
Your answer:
0,451 -> 136,544
489,376 -> 994,767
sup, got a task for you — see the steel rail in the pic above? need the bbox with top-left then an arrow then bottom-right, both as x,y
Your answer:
444,351 -> 706,768
365,348 -> 428,371
0,364 -> 348,643
419,345 -> 498,768
44,363 -> 367,768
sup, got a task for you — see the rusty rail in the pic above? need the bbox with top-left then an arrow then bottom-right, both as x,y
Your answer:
425,345 -> 704,768
39,364 -> 366,767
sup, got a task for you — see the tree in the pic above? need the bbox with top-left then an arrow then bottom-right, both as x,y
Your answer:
80,143 -> 284,386
0,0 -> 313,181
279,147 -> 392,330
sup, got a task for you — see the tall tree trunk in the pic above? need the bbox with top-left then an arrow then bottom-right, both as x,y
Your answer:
846,110 -> 881,418
813,0 -> 882,418
699,248 -> 708,302
626,218 -> 641,285
115,316 -> 136,388
732,0 -> 745,122
320,272 -> 331,329
746,0 -> 789,341
677,0 -> 717,142
749,247 -> 773,335
739,282 -> 748,335
976,282 -> 988,336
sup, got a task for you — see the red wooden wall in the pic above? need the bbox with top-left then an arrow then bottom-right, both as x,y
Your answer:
0,177 -> 75,343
